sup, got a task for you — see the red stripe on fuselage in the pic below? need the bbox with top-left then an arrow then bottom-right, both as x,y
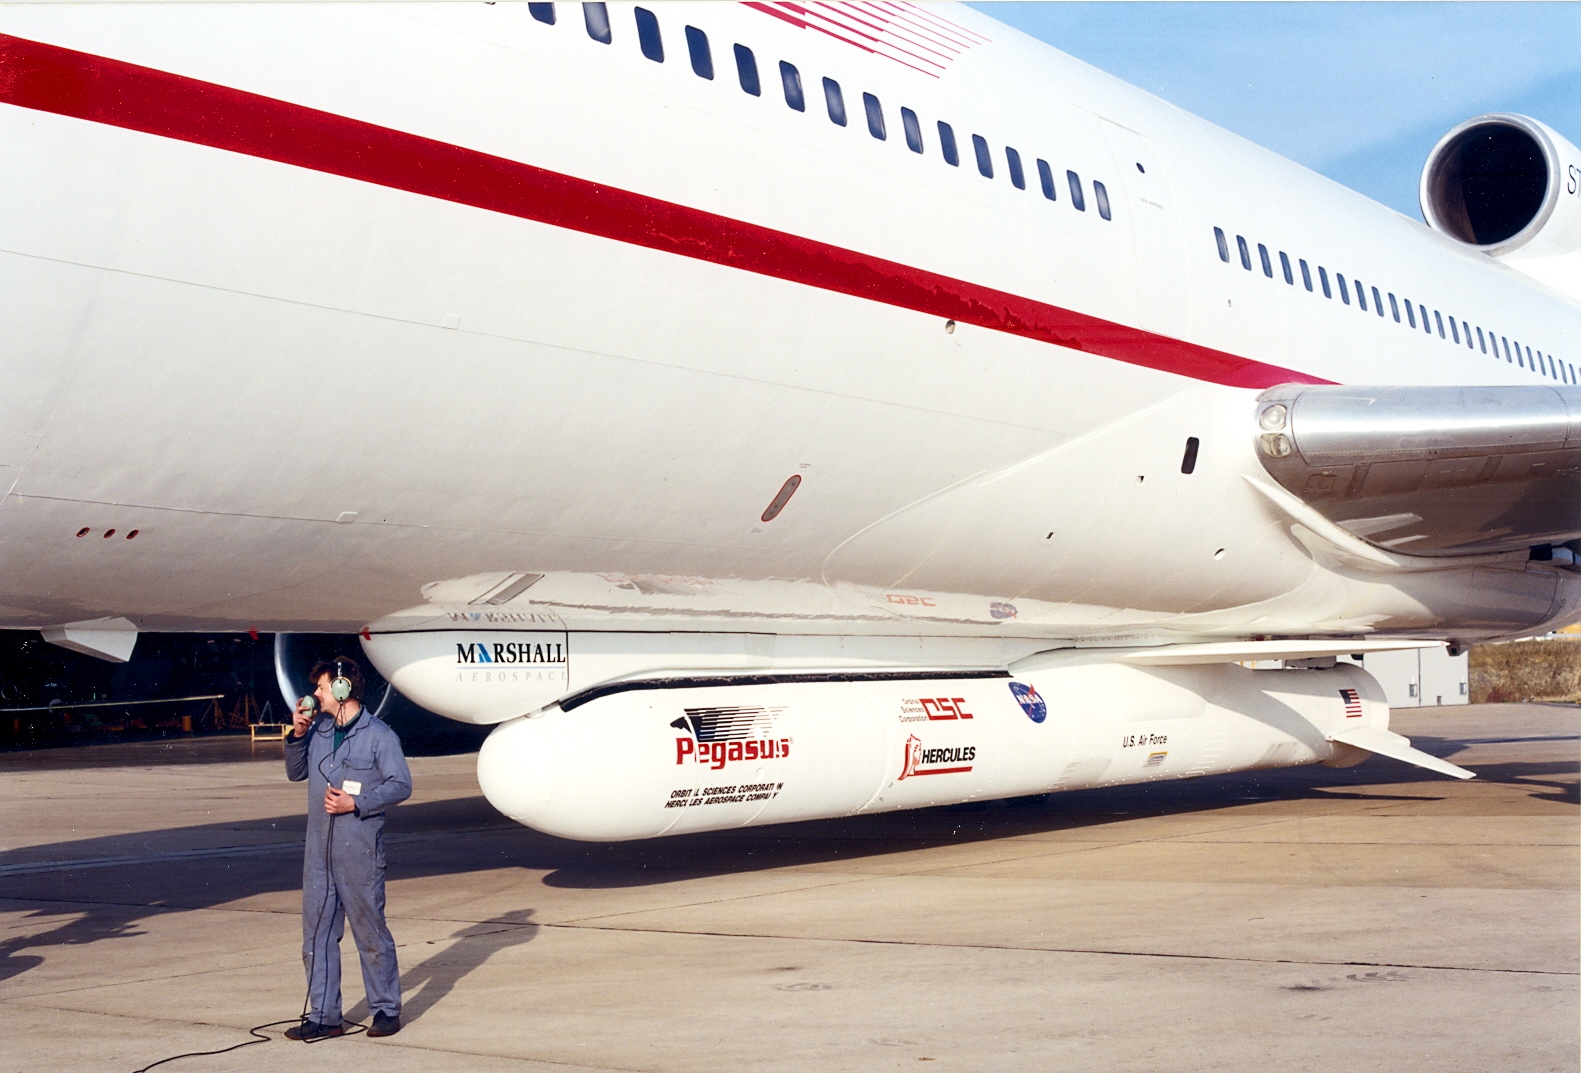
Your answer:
0,33 -> 1327,390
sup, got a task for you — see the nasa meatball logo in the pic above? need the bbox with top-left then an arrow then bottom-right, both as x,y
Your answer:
1008,681 -> 1046,723
672,705 -> 790,769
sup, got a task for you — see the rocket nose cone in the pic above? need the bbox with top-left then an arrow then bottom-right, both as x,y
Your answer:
475,700 -> 689,842
477,713 -> 565,830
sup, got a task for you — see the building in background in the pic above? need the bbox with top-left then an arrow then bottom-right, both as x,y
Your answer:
1342,649 -> 1469,708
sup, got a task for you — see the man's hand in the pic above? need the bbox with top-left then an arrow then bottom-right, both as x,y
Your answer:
324,787 -> 357,815
292,697 -> 314,738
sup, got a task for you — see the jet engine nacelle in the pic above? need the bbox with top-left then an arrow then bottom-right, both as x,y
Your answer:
477,660 -> 1386,841
1421,114 -> 1581,297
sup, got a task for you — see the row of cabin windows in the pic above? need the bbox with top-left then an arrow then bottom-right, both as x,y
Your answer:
1212,227 -> 1575,384
528,3 -> 1113,221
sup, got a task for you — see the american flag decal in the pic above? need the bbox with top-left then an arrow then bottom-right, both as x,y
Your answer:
1339,688 -> 1363,718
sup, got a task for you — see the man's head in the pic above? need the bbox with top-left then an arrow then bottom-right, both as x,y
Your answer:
309,655 -> 365,718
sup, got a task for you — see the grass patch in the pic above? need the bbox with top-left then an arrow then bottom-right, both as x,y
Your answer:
1469,638 -> 1581,703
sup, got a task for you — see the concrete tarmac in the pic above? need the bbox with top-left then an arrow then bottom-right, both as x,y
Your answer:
2,703 -> 1575,1073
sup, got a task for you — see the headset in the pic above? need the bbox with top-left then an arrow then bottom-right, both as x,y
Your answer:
331,659 -> 354,704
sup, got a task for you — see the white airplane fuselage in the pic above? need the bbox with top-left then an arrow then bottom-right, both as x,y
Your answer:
3,3 -> 1579,643
4,6 -> 1581,837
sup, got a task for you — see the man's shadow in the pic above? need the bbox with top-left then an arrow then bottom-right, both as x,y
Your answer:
345,908 -> 538,1026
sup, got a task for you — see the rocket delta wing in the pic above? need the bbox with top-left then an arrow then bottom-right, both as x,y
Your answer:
1328,726 -> 1475,780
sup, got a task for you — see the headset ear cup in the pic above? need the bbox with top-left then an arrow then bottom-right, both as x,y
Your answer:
331,676 -> 353,703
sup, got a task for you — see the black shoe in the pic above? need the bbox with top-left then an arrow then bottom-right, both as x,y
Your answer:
368,1012 -> 402,1038
285,1019 -> 346,1042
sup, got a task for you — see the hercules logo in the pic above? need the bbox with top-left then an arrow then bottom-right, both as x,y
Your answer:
898,734 -> 976,779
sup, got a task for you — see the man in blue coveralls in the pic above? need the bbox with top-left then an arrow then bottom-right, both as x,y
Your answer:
284,656 -> 412,1041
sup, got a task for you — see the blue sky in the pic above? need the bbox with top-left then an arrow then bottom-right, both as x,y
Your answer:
971,2 -> 1581,221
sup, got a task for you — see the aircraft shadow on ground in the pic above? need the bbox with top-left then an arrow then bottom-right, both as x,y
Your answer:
0,749 -> 1574,993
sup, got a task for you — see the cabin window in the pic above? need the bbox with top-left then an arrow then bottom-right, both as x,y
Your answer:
1039,160 -> 1057,200
1319,266 -> 1331,297
1279,251 -> 1293,284
685,26 -> 711,78
1434,311 -> 1445,338
938,121 -> 959,165
901,107 -> 923,153
972,134 -> 993,177
1214,227 -> 1229,262
734,44 -> 760,95
584,2 -> 612,43
1405,300 -> 1416,328
1354,279 -> 1366,311
1094,180 -> 1110,219
1067,171 -> 1086,210
529,3 -> 556,25
1476,326 -> 1485,352
863,93 -> 885,139
823,78 -> 846,125
1373,287 -> 1384,317
1337,274 -> 1350,305
1299,259 -> 1313,291
1450,317 -> 1460,343
1502,337 -> 1511,361
780,62 -> 804,111
635,7 -> 662,61
1419,304 -> 1430,333
1006,147 -> 1026,190
1238,236 -> 1252,271
1258,244 -> 1273,278
1388,293 -> 1400,322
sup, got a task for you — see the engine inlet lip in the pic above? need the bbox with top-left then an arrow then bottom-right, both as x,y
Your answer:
1419,113 -> 1561,258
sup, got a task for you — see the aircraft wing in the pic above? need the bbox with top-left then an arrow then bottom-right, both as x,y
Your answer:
1253,385 -> 1581,557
